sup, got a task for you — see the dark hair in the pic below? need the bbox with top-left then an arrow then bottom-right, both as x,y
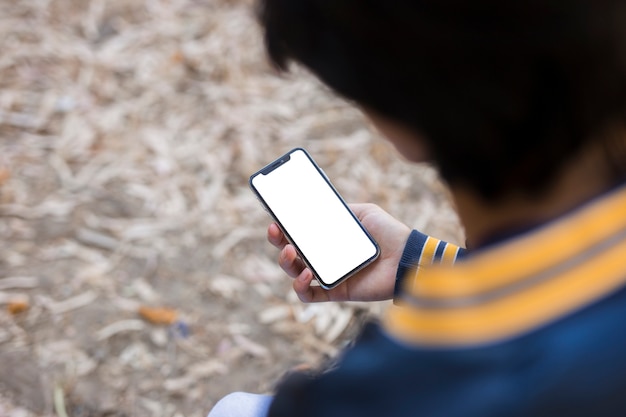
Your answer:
258,0 -> 626,200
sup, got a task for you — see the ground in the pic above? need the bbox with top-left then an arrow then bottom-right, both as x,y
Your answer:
0,1 -> 464,416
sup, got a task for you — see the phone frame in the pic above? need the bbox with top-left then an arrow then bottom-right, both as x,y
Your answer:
249,148 -> 380,290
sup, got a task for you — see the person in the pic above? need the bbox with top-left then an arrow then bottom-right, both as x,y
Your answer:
209,0 -> 626,415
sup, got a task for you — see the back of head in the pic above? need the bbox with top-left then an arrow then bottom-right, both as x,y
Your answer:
259,0 -> 626,200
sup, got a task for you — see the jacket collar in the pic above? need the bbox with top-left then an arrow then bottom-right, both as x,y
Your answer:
387,183 -> 626,347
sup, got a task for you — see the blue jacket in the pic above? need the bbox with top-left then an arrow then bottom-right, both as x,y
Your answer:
268,184 -> 626,417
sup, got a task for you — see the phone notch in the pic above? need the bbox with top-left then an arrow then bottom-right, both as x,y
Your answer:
260,154 -> 291,175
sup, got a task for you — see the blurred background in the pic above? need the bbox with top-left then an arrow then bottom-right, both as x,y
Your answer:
0,0 -> 464,416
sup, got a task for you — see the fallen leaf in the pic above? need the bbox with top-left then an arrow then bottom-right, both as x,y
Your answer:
138,306 -> 178,325
7,300 -> 29,315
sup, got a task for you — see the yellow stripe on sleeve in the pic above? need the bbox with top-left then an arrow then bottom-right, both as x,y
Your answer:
409,237 -> 442,292
419,237 -> 439,267
441,244 -> 460,265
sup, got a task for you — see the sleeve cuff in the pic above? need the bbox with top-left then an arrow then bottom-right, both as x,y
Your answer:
393,230 -> 468,302
394,230 -> 429,300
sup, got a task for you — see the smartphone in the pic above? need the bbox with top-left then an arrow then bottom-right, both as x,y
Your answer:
249,148 -> 380,290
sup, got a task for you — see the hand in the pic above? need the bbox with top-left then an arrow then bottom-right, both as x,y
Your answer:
267,203 -> 411,303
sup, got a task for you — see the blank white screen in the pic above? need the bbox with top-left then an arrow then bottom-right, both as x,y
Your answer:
252,150 -> 378,287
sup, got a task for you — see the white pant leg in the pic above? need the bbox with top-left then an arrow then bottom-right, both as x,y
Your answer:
207,392 -> 273,417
